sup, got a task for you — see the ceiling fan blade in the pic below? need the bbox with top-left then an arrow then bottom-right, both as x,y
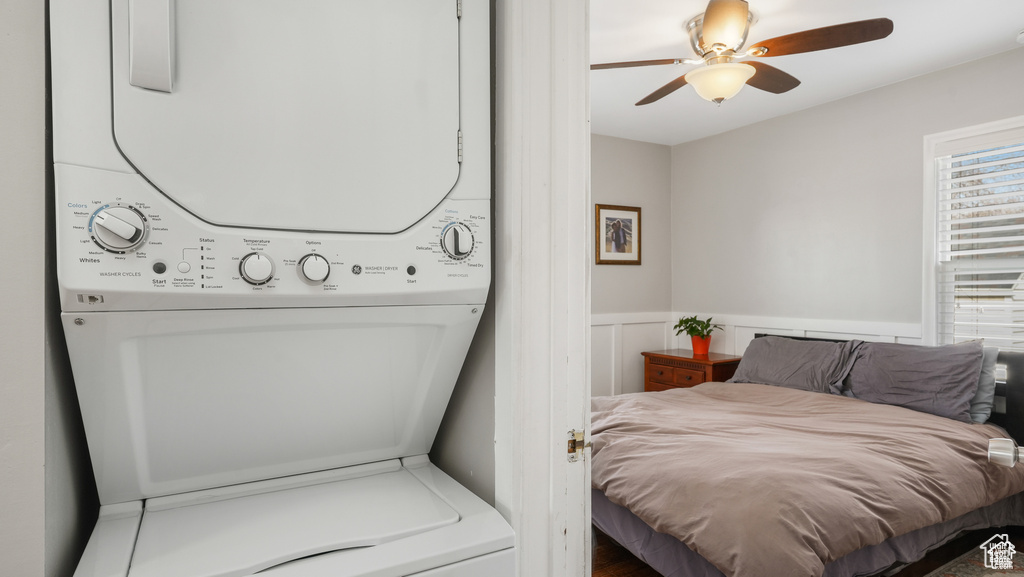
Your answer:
591,58 -> 684,71
749,18 -> 893,57
744,61 -> 800,94
701,0 -> 750,49
635,74 -> 689,106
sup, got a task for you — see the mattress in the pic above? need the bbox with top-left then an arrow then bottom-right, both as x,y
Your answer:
593,487 -> 1024,577
591,382 -> 1024,577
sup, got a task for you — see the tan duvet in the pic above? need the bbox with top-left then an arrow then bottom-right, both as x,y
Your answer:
591,382 -> 1024,577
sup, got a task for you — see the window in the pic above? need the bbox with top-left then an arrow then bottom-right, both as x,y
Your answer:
929,119 -> 1024,351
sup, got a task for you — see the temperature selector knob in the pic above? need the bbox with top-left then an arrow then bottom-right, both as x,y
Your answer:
298,254 -> 330,284
89,204 -> 147,253
441,222 -> 475,261
239,253 -> 275,285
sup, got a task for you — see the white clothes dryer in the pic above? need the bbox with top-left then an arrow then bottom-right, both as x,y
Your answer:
51,1 -> 514,576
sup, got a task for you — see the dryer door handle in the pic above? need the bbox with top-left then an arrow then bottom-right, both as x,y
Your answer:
129,0 -> 175,93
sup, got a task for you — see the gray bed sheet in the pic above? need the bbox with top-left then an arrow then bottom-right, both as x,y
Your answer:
593,487 -> 1024,577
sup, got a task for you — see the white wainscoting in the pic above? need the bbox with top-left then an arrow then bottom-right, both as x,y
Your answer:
590,313 -> 673,397
590,312 -> 923,397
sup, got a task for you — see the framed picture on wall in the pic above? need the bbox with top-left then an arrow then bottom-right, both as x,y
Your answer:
595,204 -> 641,265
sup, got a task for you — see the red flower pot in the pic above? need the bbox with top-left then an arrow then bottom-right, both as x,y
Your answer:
691,335 -> 711,356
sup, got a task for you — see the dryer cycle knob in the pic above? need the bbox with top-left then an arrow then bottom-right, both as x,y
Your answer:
239,253 -> 274,285
440,222 -> 475,261
89,205 -> 147,253
299,254 -> 330,283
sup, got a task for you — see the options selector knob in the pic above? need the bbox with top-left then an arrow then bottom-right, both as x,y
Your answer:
240,253 -> 275,285
299,254 -> 330,283
440,222 -> 475,260
89,204 -> 147,253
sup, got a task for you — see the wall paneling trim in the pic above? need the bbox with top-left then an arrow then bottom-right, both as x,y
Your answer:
591,312 -> 922,396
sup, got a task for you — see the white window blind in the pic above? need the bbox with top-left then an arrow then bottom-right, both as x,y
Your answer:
935,126 -> 1024,351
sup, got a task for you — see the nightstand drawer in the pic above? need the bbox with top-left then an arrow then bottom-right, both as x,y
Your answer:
671,367 -> 705,386
648,365 -> 706,387
647,365 -> 674,385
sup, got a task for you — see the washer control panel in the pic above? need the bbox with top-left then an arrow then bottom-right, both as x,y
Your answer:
56,166 -> 490,311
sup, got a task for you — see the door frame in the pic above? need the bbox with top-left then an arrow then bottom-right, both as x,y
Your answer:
494,0 -> 592,575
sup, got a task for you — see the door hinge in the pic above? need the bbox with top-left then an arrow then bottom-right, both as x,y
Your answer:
457,130 -> 463,163
567,429 -> 591,463
457,0 -> 462,18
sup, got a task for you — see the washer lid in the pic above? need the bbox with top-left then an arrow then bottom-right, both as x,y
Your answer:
111,0 -> 461,234
128,462 -> 459,577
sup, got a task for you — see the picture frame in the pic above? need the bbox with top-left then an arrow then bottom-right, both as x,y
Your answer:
595,204 -> 641,265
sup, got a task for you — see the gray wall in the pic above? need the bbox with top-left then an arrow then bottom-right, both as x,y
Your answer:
431,290 -> 496,504
671,47 -> 1024,324
2,2 -> 99,574
1,0 -> 46,573
591,135 -> 673,314
45,214 -> 98,573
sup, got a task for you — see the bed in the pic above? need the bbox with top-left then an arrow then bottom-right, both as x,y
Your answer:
591,336 -> 1024,577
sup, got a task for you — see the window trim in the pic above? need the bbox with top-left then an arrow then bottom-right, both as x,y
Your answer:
922,115 -> 1024,347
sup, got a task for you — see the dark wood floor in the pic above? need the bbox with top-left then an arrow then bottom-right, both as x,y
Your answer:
592,529 -> 660,577
592,526 -> 1024,577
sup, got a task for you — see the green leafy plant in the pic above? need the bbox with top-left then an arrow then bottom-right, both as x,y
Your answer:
673,315 -> 722,338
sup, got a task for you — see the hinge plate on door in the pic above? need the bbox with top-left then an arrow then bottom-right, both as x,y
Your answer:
457,0 -> 462,18
457,130 -> 463,163
567,429 -> 590,463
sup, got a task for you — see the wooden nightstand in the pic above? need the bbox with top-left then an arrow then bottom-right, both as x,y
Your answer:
642,349 -> 742,392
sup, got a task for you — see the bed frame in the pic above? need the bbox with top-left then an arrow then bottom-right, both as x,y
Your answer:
751,334 -> 1024,442
991,350 -> 1024,442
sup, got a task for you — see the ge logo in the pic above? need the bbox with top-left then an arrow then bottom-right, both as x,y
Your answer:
351,265 -> 362,275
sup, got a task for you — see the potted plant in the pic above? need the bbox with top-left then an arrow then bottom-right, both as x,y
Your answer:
673,315 -> 722,356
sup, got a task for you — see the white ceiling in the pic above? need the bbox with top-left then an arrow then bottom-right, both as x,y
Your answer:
590,0 -> 1024,146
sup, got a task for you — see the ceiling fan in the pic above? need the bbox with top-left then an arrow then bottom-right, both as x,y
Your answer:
592,0 -> 893,105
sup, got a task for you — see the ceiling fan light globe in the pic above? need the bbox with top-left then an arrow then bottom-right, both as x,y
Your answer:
684,62 -> 755,103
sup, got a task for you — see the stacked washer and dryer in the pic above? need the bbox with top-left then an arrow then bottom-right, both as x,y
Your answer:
51,1 -> 514,576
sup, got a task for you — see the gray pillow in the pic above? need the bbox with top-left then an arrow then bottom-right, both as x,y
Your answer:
842,341 -> 983,423
728,336 -> 862,394
969,346 -> 999,423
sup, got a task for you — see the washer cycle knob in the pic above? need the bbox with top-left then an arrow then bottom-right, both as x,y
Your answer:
89,204 -> 147,253
298,254 -> 330,283
239,253 -> 274,285
440,222 -> 474,260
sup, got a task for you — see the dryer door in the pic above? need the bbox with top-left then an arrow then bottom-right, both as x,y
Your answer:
110,0 -> 460,234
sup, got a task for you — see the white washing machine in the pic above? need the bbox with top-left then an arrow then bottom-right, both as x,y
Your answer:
51,1 -> 514,576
